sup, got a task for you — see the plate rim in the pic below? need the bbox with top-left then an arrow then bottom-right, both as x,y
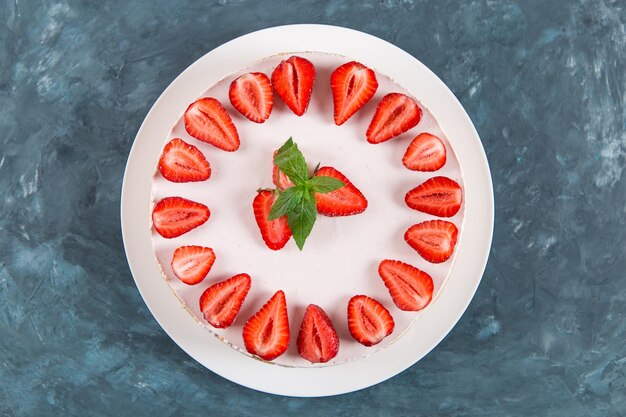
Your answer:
121,23 -> 494,397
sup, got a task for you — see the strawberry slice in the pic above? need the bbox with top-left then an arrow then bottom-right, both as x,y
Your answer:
347,295 -> 394,346
152,197 -> 210,239
271,56 -> 315,116
297,304 -> 339,363
158,138 -> 211,183
378,259 -> 434,311
366,93 -> 422,144
331,61 -> 378,125
272,150 -> 294,189
229,72 -> 273,123
405,176 -> 463,217
314,166 -> 368,216
253,190 -> 292,250
184,97 -> 240,151
171,246 -> 215,285
199,273 -> 251,328
243,290 -> 290,361
404,220 -> 458,263
402,133 -> 447,171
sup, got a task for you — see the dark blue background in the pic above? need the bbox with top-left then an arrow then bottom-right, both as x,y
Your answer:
1,1 -> 625,415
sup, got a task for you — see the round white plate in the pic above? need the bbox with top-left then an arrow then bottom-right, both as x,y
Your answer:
121,24 -> 493,397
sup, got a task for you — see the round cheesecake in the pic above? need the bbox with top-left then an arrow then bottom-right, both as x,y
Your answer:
150,52 -> 465,367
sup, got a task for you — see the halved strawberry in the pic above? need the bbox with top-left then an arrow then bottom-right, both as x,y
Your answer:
331,61 -> 378,125
184,97 -> 240,151
314,167 -> 368,216
405,176 -> 463,217
404,220 -> 458,263
199,273 -> 251,328
297,304 -> 339,363
242,290 -> 290,361
253,190 -> 292,250
271,56 -> 316,116
158,138 -> 211,183
171,246 -> 215,285
366,93 -> 422,144
152,197 -> 210,239
229,72 -> 273,123
347,295 -> 394,346
272,150 -> 294,189
402,133 -> 447,171
378,260 -> 434,311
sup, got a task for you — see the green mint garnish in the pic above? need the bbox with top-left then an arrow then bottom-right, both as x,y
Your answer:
269,138 -> 346,250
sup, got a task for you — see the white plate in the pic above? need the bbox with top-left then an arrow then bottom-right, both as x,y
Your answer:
121,24 -> 493,396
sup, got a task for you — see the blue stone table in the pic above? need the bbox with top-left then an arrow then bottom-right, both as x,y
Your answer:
1,1 -> 624,415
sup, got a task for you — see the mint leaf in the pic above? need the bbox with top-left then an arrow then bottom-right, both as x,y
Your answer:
274,138 -> 309,185
286,189 -> 317,250
268,187 -> 301,220
308,176 -> 345,193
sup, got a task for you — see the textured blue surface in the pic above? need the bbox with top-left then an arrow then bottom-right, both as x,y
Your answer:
1,0 -> 625,415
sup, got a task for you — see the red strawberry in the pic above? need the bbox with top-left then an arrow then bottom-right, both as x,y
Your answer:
366,93 -> 422,144
229,72 -> 273,123
152,197 -> 210,239
402,133 -> 447,171
184,97 -> 240,151
199,273 -> 251,328
378,260 -> 434,311
272,150 -> 294,189
347,295 -> 394,346
243,290 -> 290,361
405,176 -> 463,217
171,246 -> 215,285
331,61 -> 378,125
405,220 -> 458,263
158,138 -> 211,183
297,304 -> 339,363
271,56 -> 315,116
314,167 -> 368,216
253,190 -> 292,250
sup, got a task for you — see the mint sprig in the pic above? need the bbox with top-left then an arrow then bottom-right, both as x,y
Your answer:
268,138 -> 345,250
